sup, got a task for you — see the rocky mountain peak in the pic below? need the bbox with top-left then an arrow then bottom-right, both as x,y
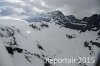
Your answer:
47,11 -> 64,16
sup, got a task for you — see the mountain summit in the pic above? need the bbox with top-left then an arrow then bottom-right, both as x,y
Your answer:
24,11 -> 71,23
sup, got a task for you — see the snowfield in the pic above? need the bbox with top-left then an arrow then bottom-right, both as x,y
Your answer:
0,40 -> 14,66
0,18 -> 100,66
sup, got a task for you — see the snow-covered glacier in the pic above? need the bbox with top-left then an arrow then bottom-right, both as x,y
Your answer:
0,18 -> 100,66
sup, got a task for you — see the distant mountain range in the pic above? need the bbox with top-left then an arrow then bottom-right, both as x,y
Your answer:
24,11 -> 100,32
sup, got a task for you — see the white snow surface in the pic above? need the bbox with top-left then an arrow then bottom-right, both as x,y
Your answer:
0,18 -> 99,66
0,40 -> 14,66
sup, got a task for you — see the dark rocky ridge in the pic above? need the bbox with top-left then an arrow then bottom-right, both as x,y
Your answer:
24,11 -> 100,32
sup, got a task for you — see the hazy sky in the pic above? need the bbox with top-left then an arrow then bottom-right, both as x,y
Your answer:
0,0 -> 100,19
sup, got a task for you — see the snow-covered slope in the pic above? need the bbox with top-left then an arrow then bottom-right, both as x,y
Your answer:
0,40 -> 14,66
0,18 -> 100,66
